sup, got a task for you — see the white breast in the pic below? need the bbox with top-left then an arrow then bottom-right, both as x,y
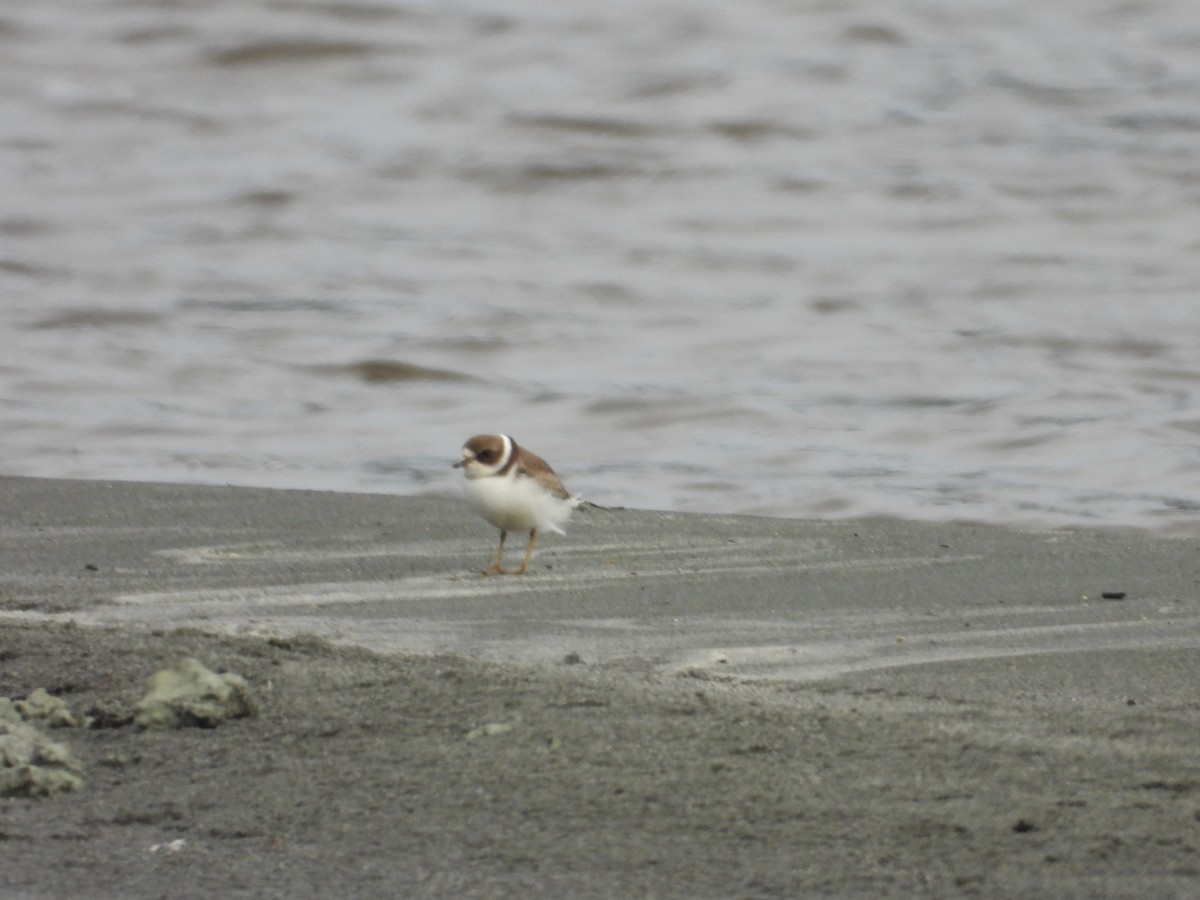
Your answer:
463,472 -> 575,534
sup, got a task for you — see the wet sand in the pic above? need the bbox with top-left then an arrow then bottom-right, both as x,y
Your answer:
1,477 -> 1198,897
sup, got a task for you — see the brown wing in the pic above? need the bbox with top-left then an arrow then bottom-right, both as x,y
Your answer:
516,449 -> 572,500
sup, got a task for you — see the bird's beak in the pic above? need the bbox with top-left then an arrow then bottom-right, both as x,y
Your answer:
452,459 -> 465,468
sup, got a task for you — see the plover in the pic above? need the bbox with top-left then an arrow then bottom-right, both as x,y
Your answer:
453,434 -> 582,575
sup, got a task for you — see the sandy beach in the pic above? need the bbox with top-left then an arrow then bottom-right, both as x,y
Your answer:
1,476 -> 1198,897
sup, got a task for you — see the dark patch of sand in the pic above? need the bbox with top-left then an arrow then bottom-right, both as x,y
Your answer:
2,621 -> 1197,898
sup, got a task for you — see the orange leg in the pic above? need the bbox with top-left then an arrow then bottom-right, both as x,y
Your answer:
514,528 -> 538,575
482,530 -> 507,575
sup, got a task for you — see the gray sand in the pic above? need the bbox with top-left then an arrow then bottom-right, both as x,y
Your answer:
1,476 -> 1198,897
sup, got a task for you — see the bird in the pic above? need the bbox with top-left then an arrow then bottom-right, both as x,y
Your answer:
453,434 -> 582,575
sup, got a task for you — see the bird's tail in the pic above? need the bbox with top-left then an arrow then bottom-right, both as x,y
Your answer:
573,496 -> 615,511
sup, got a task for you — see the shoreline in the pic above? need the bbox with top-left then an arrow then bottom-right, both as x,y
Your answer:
1,476 -> 1198,897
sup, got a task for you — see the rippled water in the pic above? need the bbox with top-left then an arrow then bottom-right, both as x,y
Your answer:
3,0 -> 1199,534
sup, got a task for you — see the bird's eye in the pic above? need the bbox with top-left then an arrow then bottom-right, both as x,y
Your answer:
477,450 -> 494,461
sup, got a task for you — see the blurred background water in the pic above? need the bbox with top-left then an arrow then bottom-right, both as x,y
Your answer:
2,0 -> 1198,534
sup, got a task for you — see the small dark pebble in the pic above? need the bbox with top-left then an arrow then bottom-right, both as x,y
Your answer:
1101,591 -> 1127,600
1012,818 -> 1039,834
84,563 -> 99,571
87,702 -> 135,729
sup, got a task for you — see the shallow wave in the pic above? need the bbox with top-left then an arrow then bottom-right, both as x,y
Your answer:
0,0 -> 1197,534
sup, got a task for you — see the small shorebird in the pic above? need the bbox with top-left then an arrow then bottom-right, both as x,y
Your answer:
453,434 -> 582,575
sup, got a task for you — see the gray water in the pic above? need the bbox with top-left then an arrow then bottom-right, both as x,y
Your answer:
3,0 -> 1199,534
